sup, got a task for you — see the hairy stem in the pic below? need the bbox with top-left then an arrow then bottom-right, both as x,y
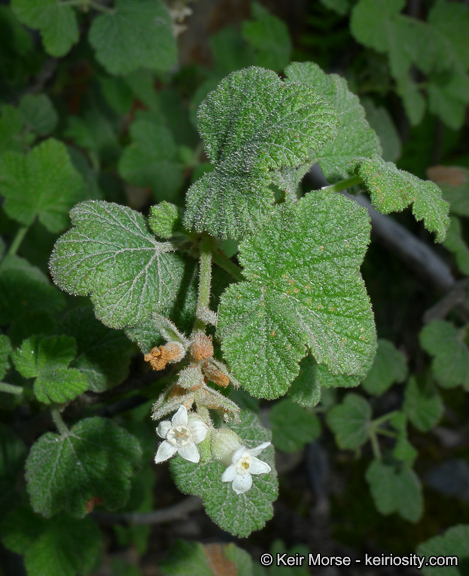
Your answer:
320,174 -> 363,194
51,407 -> 69,436
0,382 -> 23,395
8,225 -> 29,256
193,237 -> 213,333
211,249 -> 244,282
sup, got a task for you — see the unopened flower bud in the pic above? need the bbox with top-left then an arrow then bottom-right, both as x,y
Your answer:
210,426 -> 242,466
144,341 -> 185,371
190,332 -> 214,362
177,365 -> 204,390
202,360 -> 230,387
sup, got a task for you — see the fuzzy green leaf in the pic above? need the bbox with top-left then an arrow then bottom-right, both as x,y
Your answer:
88,0 -> 177,76
50,200 -> 190,330
362,339 -> 407,395
365,459 -> 423,522
2,506 -> 102,576
403,377 -> 443,432
11,0 -> 79,57
285,62 -> 381,182
420,320 -> 469,389
0,335 -> 12,380
352,155 -> 450,242
184,67 -> 338,239
170,410 -> 278,538
19,94 -> 58,136
12,335 -> 89,404
119,120 -> 183,201
0,138 -> 84,233
269,399 -> 320,452
148,202 -> 184,239
287,355 -> 322,407
58,307 -> 132,393
242,3 -> 292,72
160,541 -> 253,576
218,192 -> 376,399
26,417 -> 142,518
417,525 -> 469,576
326,393 -> 372,450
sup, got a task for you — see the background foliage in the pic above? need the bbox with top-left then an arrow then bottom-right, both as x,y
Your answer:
1,0 -> 469,575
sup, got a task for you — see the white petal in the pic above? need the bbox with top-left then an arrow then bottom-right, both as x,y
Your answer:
172,405 -> 188,427
247,441 -> 270,457
250,457 -> 271,475
178,443 -> 200,463
221,465 -> 237,482
157,421 -> 172,439
189,419 -> 208,444
154,441 -> 177,464
231,446 -> 247,464
232,472 -> 252,494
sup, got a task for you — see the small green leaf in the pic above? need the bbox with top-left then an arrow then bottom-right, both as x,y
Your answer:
148,202 -> 184,239
365,458 -> 423,522
0,335 -> 12,379
389,412 -> 417,464
58,307 -> 132,393
417,525 -> 469,576
218,192 -> 376,399
420,320 -> 469,389
11,0 -> 79,57
19,94 -> 58,136
0,424 -> 26,516
171,410 -> 278,538
119,120 -> 183,201
0,105 -> 23,154
428,71 -> 469,131
2,506 -> 102,576
352,155 -> 450,242
362,339 -> 407,396
50,200 -> 191,331
88,0 -> 177,76
287,355 -> 322,407
242,3 -> 292,72
443,217 -> 469,274
403,376 -> 443,432
269,399 -> 320,452
326,393 -> 372,450
160,540 -> 253,576
26,417 -> 142,518
320,0 -> 351,16
184,67 -> 338,239
12,334 -> 89,404
362,98 -> 401,162
396,75 -> 426,126
285,61 -> 381,182
0,138 -> 84,232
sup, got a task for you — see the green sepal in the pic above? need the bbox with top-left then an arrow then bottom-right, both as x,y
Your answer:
326,393 -> 372,450
170,410 -> 277,538
25,417 -> 142,518
218,191 -> 376,399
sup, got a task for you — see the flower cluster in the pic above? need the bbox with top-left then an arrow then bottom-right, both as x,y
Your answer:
154,405 -> 271,494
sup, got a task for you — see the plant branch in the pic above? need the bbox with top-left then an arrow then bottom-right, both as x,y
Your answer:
92,496 -> 203,525
8,226 -> 29,256
193,237 -> 213,333
0,382 -> 23,395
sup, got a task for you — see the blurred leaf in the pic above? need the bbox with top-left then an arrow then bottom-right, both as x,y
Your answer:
319,0 -> 351,16
428,166 -> 469,217
19,94 -> 58,136
389,412 -> 417,464
428,71 -> 469,131
11,0 -> 78,57
403,376 -> 443,432
362,339 -> 407,396
362,98 -> 401,162
269,399 -> 320,452
443,217 -> 469,274
0,104 -> 23,154
0,138 -> 84,232
184,67 -> 338,239
89,0 -> 177,76
417,525 -> 469,576
396,75 -> 426,126
326,393 -> 372,450
210,26 -> 254,75
242,3 -> 292,72
0,334 -> 12,379
365,458 -> 423,522
0,424 -> 26,516
26,417 -> 142,517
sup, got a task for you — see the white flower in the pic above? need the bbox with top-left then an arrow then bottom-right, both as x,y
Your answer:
154,405 -> 208,464
221,441 -> 271,494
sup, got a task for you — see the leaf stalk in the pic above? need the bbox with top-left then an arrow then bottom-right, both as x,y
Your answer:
8,225 -> 29,257
320,174 -> 363,194
51,407 -> 70,436
0,382 -> 23,395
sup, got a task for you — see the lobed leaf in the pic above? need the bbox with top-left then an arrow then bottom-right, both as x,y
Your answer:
218,192 -> 376,399
0,138 -> 84,233
11,0 -> 79,57
365,458 -> 423,522
269,399 -> 320,452
170,410 -> 278,538
352,155 -> 450,242
420,320 -> 469,390
184,67 -> 338,239
362,339 -> 407,396
50,200 -> 190,331
285,61 -> 381,181
326,393 -> 372,450
25,417 -> 142,518
403,377 -> 443,433
88,0 -> 177,76
417,525 -> 469,576
19,94 -> 58,136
